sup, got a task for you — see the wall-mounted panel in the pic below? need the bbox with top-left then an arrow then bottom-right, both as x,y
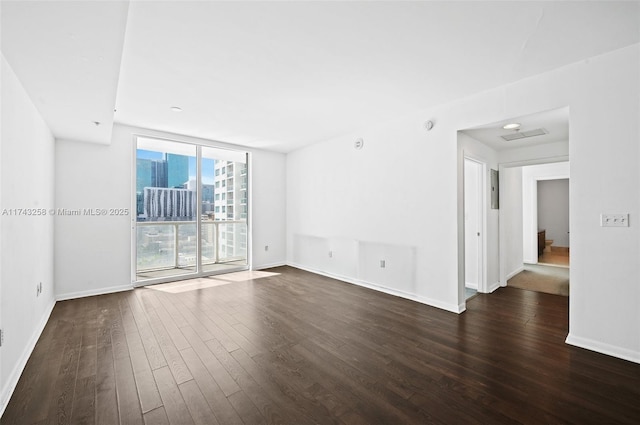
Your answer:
292,234 -> 329,272
326,238 -> 358,278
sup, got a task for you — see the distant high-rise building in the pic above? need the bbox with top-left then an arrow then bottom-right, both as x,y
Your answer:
183,179 -> 215,215
150,159 -> 168,188
213,160 -> 248,261
167,154 -> 189,188
137,154 -> 192,217
136,158 -> 169,216
143,187 -> 196,221
136,158 -> 152,193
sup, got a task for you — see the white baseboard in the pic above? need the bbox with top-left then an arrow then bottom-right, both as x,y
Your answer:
288,263 -> 463,314
566,333 -> 640,364
0,299 -> 56,418
487,281 -> 501,293
56,284 -> 133,301
465,282 -> 478,290
506,266 -> 525,281
253,261 -> 286,271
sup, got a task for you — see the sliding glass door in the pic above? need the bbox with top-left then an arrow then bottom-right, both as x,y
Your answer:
201,146 -> 248,273
134,136 -> 248,285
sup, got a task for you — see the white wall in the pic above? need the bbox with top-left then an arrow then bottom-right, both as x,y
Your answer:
287,114 -> 463,313
522,162 -> 570,263
287,44 -> 640,363
0,55 -> 56,415
498,140 -> 569,165
0,53 -> 3,418
458,133 -> 501,295
55,124 -> 287,299
501,167 -> 524,280
538,179 -> 570,247
247,146 -> 287,269
55,136 -> 132,299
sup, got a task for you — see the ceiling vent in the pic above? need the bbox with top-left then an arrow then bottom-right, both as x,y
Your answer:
501,128 -> 548,141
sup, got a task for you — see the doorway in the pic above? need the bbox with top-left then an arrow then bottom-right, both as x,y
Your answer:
501,161 -> 570,296
457,107 -> 570,306
133,136 -> 249,285
537,178 -> 570,267
464,157 -> 485,298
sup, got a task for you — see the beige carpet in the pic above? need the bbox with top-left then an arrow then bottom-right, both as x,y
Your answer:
508,264 -> 569,296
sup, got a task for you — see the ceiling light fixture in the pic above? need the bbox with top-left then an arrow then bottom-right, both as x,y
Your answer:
170,106 -> 183,113
502,123 -> 521,130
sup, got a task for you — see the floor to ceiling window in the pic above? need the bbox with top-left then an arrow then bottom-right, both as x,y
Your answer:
134,136 -> 248,284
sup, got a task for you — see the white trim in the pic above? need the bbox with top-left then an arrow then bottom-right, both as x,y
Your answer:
465,282 -> 478,290
486,281 -> 501,293
246,151 -> 253,271
0,299 -> 56,418
253,261 -> 286,270
499,155 -> 569,168
130,133 -> 138,285
56,284 -> 133,301
566,333 -> 640,364
506,265 -> 525,281
288,263 -> 463,314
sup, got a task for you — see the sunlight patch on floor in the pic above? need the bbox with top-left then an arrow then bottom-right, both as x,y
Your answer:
146,270 -> 280,293
146,278 -> 232,293
216,270 -> 280,282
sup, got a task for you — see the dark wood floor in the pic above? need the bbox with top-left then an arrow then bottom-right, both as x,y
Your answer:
3,266 -> 639,424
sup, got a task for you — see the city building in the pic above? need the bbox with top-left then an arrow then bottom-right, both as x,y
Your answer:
166,153 -> 189,188
213,159 -> 248,261
136,153 -> 192,218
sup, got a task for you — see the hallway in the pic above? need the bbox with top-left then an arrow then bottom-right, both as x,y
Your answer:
508,264 -> 569,296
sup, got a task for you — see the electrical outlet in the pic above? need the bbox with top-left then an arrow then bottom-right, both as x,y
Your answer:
380,260 -> 386,268
264,245 -> 269,251
0,329 -> 4,347
328,251 -> 333,258
600,213 -> 629,227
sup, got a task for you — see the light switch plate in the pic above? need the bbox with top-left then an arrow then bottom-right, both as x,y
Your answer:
600,213 -> 629,227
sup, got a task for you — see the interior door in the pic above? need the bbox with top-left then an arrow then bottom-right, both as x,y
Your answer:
464,158 -> 484,291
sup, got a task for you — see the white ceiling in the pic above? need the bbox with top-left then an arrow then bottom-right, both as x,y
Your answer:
2,1 -> 639,152
461,107 -> 569,151
1,1 -> 129,145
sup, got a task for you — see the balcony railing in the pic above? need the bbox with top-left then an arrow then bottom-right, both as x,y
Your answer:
137,220 -> 247,272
